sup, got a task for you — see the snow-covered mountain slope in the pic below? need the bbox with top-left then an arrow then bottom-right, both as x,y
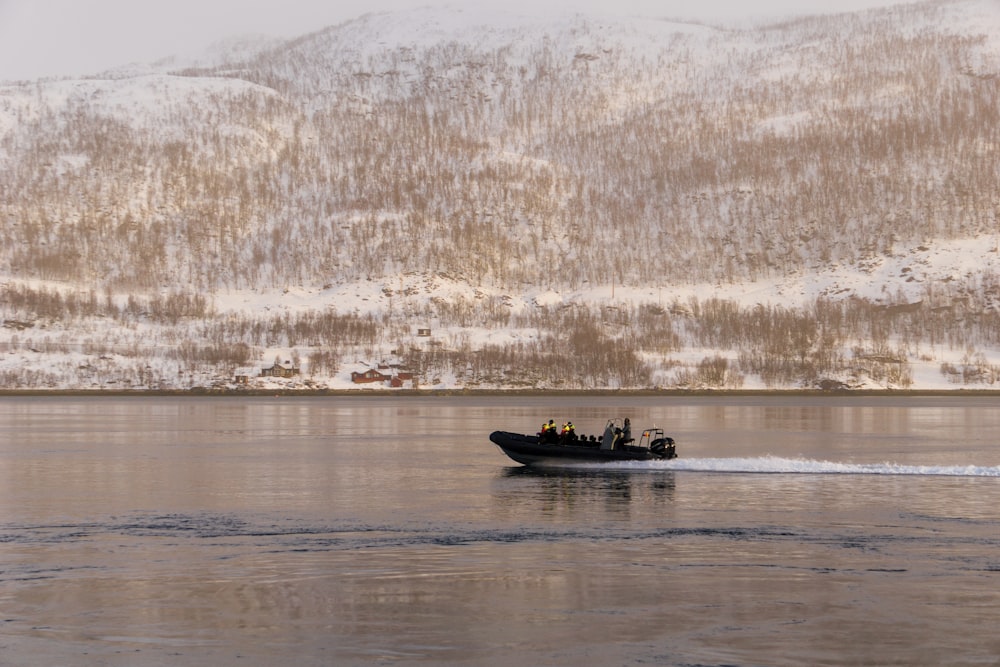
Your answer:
2,0 -> 1000,392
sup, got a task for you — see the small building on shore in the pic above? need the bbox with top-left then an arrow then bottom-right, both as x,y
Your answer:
260,361 -> 300,378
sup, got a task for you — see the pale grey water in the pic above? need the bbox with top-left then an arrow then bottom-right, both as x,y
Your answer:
1,395 -> 999,666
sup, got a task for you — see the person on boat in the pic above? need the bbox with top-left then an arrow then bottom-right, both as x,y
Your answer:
559,421 -> 575,443
540,419 -> 557,443
621,417 -> 633,445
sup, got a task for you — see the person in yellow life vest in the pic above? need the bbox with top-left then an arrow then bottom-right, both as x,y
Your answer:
540,419 -> 557,442
559,421 -> 575,443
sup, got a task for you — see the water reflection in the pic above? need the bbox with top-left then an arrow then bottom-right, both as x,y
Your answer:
492,466 -> 677,521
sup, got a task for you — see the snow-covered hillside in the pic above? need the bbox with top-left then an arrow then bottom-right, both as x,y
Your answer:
2,0 -> 1000,392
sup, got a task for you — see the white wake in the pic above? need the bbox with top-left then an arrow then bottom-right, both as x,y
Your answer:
596,456 -> 1000,477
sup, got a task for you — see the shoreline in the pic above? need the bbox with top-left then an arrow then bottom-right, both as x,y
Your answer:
1,388 -> 999,398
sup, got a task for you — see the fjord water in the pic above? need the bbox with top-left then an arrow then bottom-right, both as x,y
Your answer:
1,395 -> 999,666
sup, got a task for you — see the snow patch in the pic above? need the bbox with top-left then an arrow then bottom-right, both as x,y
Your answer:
533,290 -> 564,307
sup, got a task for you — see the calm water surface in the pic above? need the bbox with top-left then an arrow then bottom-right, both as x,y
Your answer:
1,395 -> 999,666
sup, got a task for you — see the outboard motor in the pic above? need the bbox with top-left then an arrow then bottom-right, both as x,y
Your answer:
649,436 -> 676,459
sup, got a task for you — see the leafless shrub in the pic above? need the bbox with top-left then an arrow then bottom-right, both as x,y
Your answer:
3,3 -> 996,294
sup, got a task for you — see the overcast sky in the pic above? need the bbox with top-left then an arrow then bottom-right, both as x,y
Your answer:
0,0 -> 917,82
